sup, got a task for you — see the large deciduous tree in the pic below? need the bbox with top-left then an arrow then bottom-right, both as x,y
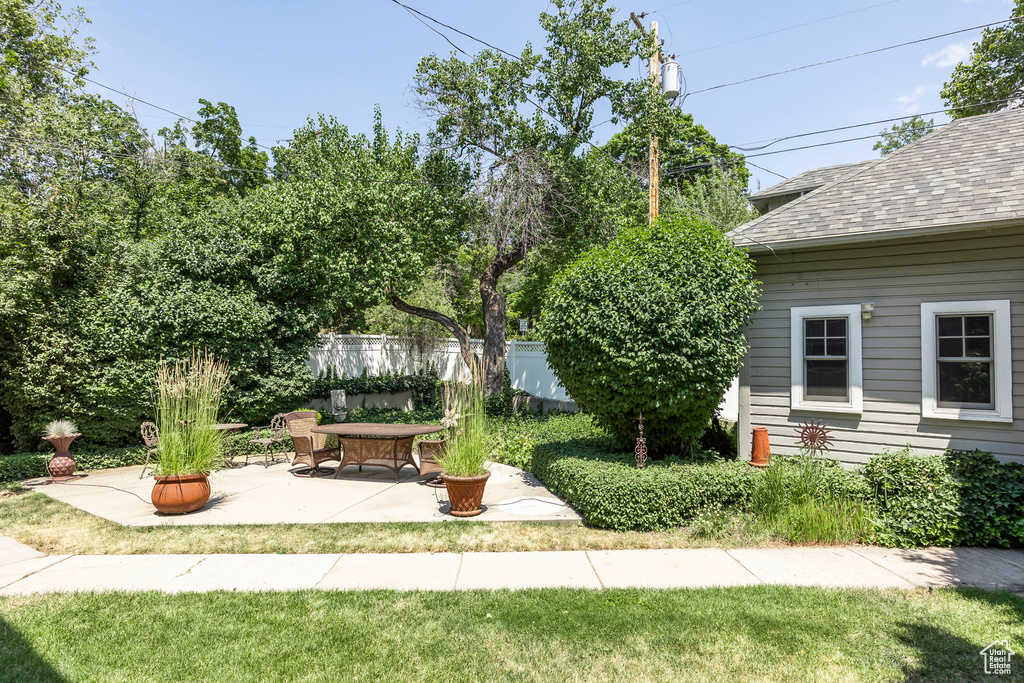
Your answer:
942,0 -> 1024,118
398,0 -> 673,395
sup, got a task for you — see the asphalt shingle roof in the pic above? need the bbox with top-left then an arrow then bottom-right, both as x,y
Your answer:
730,107 -> 1024,251
748,161 -> 873,202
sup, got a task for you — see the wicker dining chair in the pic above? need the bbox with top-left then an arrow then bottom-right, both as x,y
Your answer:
247,413 -> 288,467
416,434 -> 447,487
284,411 -> 339,475
139,421 -> 159,479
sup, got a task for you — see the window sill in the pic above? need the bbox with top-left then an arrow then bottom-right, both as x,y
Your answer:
922,408 -> 1013,424
791,402 -> 862,416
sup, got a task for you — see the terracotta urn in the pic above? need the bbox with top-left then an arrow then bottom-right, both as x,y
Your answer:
750,427 -> 771,468
442,471 -> 491,517
42,434 -> 80,480
151,473 -> 211,514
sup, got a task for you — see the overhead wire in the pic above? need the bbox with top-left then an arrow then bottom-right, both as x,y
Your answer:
688,17 -> 1019,96
680,0 -> 904,56
727,95 -> 1019,152
389,0 -> 735,231
62,67 -> 281,154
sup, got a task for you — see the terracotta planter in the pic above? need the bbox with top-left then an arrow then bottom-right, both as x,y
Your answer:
151,473 -> 211,514
750,427 -> 771,468
442,471 -> 491,517
42,434 -> 80,480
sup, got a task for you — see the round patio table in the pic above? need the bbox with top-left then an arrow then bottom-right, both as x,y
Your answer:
311,423 -> 444,482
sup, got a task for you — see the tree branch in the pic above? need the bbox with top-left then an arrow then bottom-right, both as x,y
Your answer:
389,293 -> 478,370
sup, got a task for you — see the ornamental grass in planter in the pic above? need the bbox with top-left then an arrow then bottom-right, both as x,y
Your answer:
151,352 -> 230,514
439,364 -> 490,517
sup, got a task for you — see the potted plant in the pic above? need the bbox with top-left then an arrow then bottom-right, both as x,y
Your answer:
42,419 -> 81,480
151,352 -> 230,514
439,365 -> 490,517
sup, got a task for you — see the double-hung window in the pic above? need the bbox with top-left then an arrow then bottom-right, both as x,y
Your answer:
921,300 -> 1012,422
790,304 -> 863,413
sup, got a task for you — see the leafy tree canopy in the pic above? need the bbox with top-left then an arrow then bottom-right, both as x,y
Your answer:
942,0 -> 1024,118
872,115 -> 936,155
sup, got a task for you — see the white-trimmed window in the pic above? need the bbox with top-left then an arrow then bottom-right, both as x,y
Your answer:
921,300 -> 1012,422
790,304 -> 863,413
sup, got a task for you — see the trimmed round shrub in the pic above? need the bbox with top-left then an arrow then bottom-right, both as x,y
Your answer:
540,216 -> 759,456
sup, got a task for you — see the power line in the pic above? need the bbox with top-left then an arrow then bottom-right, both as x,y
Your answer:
63,67 -> 280,154
681,0 -> 904,56
389,0 -> 520,60
747,162 -> 787,181
727,95 -> 1018,152
689,18 -> 1017,96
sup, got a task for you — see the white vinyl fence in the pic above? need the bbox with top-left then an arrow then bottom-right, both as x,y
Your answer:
307,334 -> 572,402
306,333 -> 738,419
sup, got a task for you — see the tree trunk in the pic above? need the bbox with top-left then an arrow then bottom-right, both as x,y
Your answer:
390,246 -> 525,396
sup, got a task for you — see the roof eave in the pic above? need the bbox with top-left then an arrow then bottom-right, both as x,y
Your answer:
734,216 -> 1024,255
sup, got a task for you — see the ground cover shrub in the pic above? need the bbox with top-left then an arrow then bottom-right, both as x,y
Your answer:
863,448 -> 961,547
0,446 -> 146,483
540,216 -> 759,457
864,448 -> 1024,548
0,454 -> 47,482
945,449 -> 1024,547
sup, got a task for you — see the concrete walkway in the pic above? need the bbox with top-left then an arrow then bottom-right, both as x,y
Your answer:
26,461 -> 580,526
2,535 -> 1022,595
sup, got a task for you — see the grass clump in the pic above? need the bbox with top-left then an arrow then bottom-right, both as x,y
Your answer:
438,363 -> 489,477
751,456 -> 871,544
153,352 -> 230,476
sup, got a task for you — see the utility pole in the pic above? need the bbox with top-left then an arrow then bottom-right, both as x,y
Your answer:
630,12 -> 661,223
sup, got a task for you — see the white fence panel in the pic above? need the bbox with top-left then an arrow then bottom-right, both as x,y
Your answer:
507,341 -> 570,402
307,334 -> 736,414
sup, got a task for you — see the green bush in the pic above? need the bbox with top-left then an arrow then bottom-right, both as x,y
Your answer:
862,449 -> 962,547
0,453 -> 47,482
0,446 -> 145,482
532,442 -> 762,531
944,449 -> 1024,547
540,216 -> 759,457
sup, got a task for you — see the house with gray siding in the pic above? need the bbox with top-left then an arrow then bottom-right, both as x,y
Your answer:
730,107 -> 1024,465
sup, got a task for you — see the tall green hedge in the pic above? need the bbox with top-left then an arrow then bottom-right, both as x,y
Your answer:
540,216 -> 759,456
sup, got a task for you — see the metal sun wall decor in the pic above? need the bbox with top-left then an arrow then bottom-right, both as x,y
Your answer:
796,419 -> 834,456
635,412 -> 648,468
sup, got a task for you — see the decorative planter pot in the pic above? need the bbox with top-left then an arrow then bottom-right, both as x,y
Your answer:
442,471 -> 491,517
42,434 -> 80,481
151,473 -> 211,514
749,427 -> 771,468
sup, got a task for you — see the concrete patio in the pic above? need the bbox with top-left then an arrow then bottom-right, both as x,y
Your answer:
24,460 -> 580,526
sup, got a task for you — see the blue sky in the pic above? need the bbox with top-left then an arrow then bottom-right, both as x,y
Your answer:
77,0 -> 1014,192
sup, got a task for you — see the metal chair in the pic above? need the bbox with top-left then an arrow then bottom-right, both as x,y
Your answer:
284,411 -> 339,476
139,422 -> 159,478
416,435 -> 447,488
247,413 -> 288,467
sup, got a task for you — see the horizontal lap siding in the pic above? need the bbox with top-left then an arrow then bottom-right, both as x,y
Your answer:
745,225 -> 1024,465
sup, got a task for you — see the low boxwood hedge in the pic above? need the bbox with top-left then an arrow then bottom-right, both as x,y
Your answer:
532,441 -> 762,531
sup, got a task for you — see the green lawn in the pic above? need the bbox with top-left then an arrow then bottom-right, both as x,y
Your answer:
0,490 -> 777,555
2,587 -> 1021,682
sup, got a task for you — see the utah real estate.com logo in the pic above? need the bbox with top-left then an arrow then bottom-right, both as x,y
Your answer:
980,640 -> 1014,676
